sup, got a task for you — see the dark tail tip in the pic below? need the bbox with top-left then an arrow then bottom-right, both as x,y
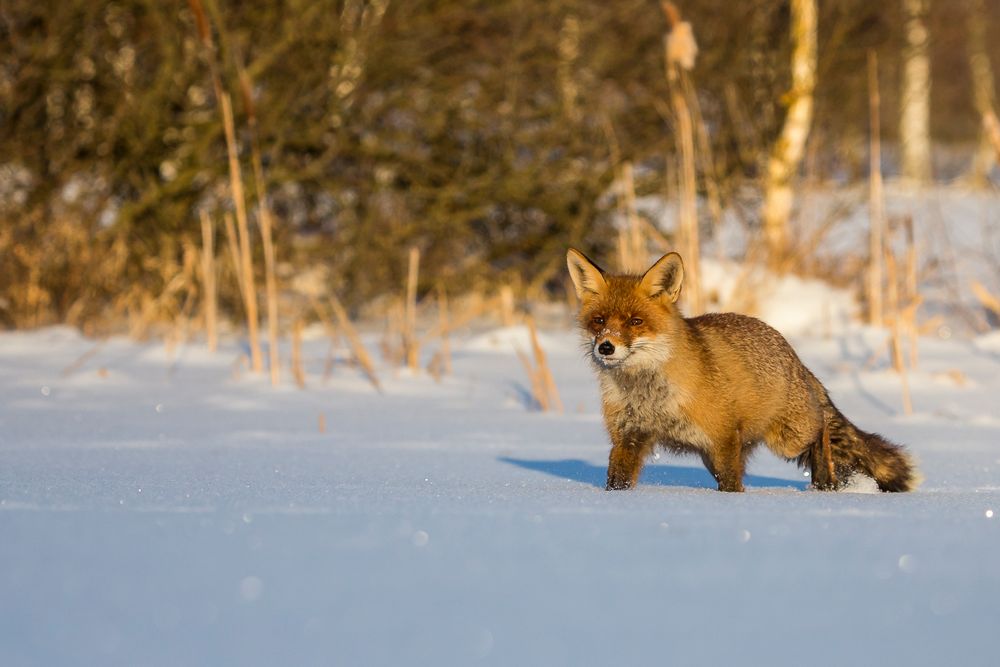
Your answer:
860,432 -> 922,492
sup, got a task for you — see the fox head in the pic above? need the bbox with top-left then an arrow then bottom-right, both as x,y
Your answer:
566,248 -> 685,370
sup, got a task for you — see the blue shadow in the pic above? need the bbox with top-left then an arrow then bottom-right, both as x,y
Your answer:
498,457 -> 808,490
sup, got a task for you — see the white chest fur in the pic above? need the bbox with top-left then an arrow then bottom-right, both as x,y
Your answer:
599,367 -> 713,451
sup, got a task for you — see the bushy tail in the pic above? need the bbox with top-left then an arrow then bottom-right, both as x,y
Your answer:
802,401 -> 922,492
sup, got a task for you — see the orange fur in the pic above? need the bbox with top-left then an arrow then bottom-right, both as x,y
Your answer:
567,249 -> 920,493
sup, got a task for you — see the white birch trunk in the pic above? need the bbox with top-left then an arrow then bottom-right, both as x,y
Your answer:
966,0 -> 998,182
761,0 -> 816,269
900,0 -> 933,185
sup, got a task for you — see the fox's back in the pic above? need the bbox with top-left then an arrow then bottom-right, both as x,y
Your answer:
679,311 -> 825,452
686,312 -> 813,388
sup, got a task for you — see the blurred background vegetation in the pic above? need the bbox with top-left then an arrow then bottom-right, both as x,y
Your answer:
1,0 -> 997,333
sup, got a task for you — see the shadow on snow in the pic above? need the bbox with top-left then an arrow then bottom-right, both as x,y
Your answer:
499,457 -> 808,491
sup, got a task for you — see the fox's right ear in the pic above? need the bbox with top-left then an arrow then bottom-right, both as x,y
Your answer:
566,248 -> 607,299
640,252 -> 684,302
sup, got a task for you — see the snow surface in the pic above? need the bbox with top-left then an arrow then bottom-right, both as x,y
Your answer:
3,319 -> 1000,666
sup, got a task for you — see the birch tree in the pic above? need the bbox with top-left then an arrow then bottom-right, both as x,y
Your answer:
761,0 -> 817,270
900,0 -> 933,184
966,0 -> 999,183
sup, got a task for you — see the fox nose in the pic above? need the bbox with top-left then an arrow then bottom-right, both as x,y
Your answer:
598,341 -> 615,356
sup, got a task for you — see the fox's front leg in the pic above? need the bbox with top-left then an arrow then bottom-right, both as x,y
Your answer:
606,430 -> 654,490
706,429 -> 747,493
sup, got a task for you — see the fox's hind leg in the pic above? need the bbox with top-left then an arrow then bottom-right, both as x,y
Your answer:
606,431 -> 654,490
807,420 -> 839,490
794,406 -> 844,491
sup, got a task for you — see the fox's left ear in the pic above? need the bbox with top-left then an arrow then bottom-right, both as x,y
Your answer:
640,252 -> 684,302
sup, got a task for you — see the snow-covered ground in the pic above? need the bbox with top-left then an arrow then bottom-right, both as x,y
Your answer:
2,317 -> 1000,666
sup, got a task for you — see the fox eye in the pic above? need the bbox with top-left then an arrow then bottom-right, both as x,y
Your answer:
592,316 -> 605,326
629,317 -> 643,326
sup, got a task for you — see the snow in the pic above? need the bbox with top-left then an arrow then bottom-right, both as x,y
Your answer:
463,324 -> 567,355
700,258 -> 857,337
2,315 -> 1000,666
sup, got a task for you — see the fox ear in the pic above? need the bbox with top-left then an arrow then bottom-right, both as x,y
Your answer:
566,248 -> 607,299
640,252 -> 684,302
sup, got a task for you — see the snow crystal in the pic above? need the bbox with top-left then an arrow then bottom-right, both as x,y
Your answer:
898,554 -> 918,574
239,576 -> 263,602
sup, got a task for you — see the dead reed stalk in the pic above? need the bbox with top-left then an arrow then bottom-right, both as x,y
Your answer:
528,317 -> 563,413
867,50 -> 885,328
601,117 -> 643,274
403,247 -> 421,370
617,161 -> 645,274
61,341 -> 107,377
220,91 -> 263,373
885,249 -> 913,415
222,212 -> 243,292
240,65 -> 281,386
418,293 -> 494,345
199,211 -> 218,352
681,74 -> 724,247
189,0 -> 261,370
902,216 -> 920,366
662,2 -> 703,314
309,303 -> 341,381
985,111 -> 1000,163
187,0 -> 223,102
499,285 -> 516,327
515,347 -> 548,411
291,319 -> 305,389
174,240 -> 201,347
381,300 -> 405,367
323,294 -> 382,392
971,281 -> 1000,322
437,284 -> 452,376
515,317 -> 563,413
261,209 -> 280,385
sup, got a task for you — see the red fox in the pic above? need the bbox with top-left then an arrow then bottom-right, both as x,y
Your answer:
567,248 -> 921,493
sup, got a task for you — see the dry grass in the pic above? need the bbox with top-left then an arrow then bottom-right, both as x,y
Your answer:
403,247 -> 421,370
516,316 -> 563,412
971,281 -> 1000,322
199,211 -> 218,352
291,319 -> 305,389
320,294 -> 382,392
220,91 -> 263,374
663,1 -> 703,314
884,247 -> 913,415
241,64 -> 282,387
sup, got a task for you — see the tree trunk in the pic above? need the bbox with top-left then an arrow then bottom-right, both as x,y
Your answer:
761,0 -> 816,270
966,0 -> 998,183
900,0 -> 933,185
868,51 -> 885,328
